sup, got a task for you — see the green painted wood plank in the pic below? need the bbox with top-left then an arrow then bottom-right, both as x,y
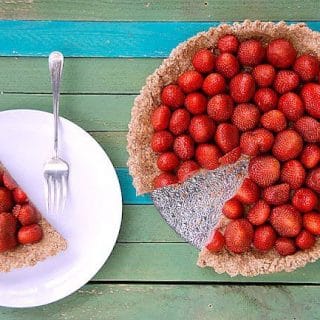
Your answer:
0,0 -> 318,21
1,283 -> 319,319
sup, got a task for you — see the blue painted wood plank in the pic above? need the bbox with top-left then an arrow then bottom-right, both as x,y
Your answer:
0,21 -> 319,57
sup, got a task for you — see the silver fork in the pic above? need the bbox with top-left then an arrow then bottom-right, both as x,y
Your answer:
44,51 -> 69,214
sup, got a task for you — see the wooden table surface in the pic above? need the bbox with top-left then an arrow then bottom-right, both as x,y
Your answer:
1,1 -> 320,319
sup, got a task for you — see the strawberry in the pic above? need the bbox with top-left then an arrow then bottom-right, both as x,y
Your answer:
300,83 -> 320,119
12,188 -> 28,204
173,134 -> 195,160
278,92 -> 304,122
247,199 -> 270,226
300,144 -> 320,169
240,131 -> 259,156
157,152 -> 180,172
178,70 -> 204,93
195,144 -> 221,170
0,233 -> 17,253
189,115 -> 215,143
235,178 -> 260,204
207,94 -> 234,122
293,54 -> 319,82
273,70 -> 299,94
215,53 -> 239,79
270,204 -> 302,237
0,187 -> 14,213
280,160 -> 306,190
260,110 -> 286,132
2,172 -> 17,190
224,219 -> 254,253
218,147 -> 241,165
275,237 -> 296,256
292,188 -> 318,213
262,183 -> 290,206
294,116 -> 320,143
254,87 -> 278,112
151,130 -> 174,153
206,229 -> 225,252
0,212 -> 17,234
192,49 -> 215,73
272,129 -> 303,161
295,229 -> 316,250
151,105 -> 171,131
238,39 -> 265,66
184,92 -> 207,115
176,160 -> 200,183
13,204 -> 40,226
303,212 -> 320,235
306,168 -> 320,194
202,73 -> 226,96
252,64 -> 276,87
154,172 -> 178,188
18,224 -> 43,245
169,108 -> 191,135
161,84 -> 185,109
253,128 -> 274,153
253,224 -> 277,251
229,73 -> 256,103
222,197 -> 244,219
266,38 -> 297,69
248,155 -> 280,187
214,123 -> 239,153
217,34 -> 239,54
231,103 -> 260,131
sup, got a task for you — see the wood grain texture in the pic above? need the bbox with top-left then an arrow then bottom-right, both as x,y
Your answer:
0,0 -> 318,21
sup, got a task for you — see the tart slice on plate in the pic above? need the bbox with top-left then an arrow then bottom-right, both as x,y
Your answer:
0,162 -> 66,272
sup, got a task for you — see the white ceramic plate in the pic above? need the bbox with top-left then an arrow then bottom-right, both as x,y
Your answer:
0,110 -> 122,308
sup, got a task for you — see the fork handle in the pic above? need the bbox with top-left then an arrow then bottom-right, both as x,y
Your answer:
49,51 -> 64,159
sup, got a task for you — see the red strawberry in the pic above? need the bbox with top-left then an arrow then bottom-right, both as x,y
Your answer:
270,204 -> 302,237
161,84 -> 185,109
173,134 -> 195,160
202,73 -> 226,96
0,187 -> 14,213
217,34 -> 239,54
189,115 -> 215,143
154,172 -> 178,188
178,70 -> 204,93
292,188 -> 318,213
192,49 -> 215,73
254,87 -> 278,112
151,130 -> 174,153
294,116 -> 320,143
235,178 -> 260,204
12,188 -> 28,204
247,199 -> 270,226
300,144 -> 320,169
169,109 -> 191,135
275,237 -> 296,256
295,229 -> 316,250
2,172 -> 17,190
0,233 -> 17,253
195,144 -> 221,170
214,123 -> 239,153
218,147 -> 241,165
216,53 -> 239,79
266,38 -> 297,69
229,73 -> 255,103
306,168 -> 320,194
0,212 -> 17,234
280,160 -> 306,190
18,224 -> 43,245
240,131 -> 259,156
252,64 -> 276,87
207,94 -> 234,122
13,204 -> 40,226
303,212 -> 320,235
248,155 -> 280,187
238,39 -> 265,66
206,229 -> 225,252
273,70 -> 299,94
231,103 -> 260,131
253,224 -> 277,251
184,92 -> 207,115
157,152 -> 180,171
222,197 -> 244,219
177,160 -> 200,183
151,105 -> 171,131
293,54 -> 319,82
272,129 -> 303,161
300,83 -> 320,119
224,219 -> 254,253
260,110 -> 286,132
278,92 -> 304,122
263,183 -> 290,206
254,128 -> 275,153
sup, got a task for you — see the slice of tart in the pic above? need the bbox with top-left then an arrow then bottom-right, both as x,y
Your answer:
0,162 -> 66,272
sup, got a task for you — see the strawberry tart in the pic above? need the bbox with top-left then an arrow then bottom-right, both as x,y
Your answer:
127,21 -> 320,276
